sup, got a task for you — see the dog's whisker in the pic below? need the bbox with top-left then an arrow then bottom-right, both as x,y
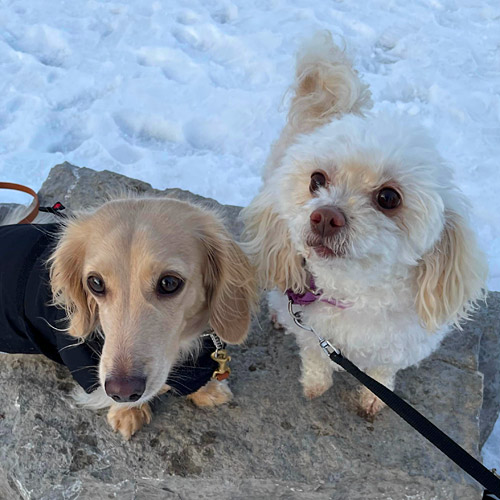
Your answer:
165,372 -> 193,383
35,316 -> 70,333
57,342 -> 84,352
167,380 -> 194,395
68,364 -> 101,374
83,342 -> 103,358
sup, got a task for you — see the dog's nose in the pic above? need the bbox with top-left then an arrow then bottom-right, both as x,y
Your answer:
105,376 -> 146,403
310,207 -> 346,237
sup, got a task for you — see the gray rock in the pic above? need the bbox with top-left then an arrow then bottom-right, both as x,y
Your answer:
38,162 -> 244,236
0,203 -> 19,221
0,162 -> 498,500
479,297 -> 500,447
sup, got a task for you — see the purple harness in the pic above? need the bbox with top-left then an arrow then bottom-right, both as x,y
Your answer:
286,277 -> 353,309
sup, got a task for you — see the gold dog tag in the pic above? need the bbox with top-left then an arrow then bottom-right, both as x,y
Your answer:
211,349 -> 231,381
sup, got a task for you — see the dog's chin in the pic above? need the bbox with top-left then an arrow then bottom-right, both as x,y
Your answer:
311,245 -> 336,258
305,235 -> 347,259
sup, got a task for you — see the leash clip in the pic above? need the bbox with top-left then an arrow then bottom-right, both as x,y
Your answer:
210,350 -> 231,381
202,330 -> 231,381
287,298 -> 341,357
319,339 -> 340,357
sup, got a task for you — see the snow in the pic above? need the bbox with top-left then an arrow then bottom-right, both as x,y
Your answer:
0,0 -> 499,471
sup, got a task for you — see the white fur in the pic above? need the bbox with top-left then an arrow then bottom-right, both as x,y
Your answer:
242,32 -> 487,412
70,385 -> 114,410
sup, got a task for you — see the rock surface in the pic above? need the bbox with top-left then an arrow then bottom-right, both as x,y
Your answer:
479,297 -> 500,447
0,163 -> 498,500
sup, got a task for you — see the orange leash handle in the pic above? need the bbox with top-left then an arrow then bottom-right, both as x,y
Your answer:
0,182 -> 40,224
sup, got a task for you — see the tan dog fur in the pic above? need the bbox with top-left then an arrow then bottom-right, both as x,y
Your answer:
49,197 -> 256,438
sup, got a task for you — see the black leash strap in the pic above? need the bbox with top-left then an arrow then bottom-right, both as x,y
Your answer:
287,298 -> 500,496
330,351 -> 500,497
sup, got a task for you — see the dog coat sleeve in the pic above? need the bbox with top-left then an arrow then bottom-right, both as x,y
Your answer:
165,336 -> 223,396
22,226 -> 102,393
0,224 -> 55,355
0,223 -> 101,393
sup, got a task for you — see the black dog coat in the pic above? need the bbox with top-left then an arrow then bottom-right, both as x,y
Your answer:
0,223 -> 221,396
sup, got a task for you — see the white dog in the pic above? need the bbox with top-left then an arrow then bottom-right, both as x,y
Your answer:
241,31 -> 487,418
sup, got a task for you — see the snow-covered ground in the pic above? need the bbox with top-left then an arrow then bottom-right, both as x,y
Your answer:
0,0 -> 498,470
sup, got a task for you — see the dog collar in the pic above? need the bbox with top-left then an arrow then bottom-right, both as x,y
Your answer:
286,276 -> 353,309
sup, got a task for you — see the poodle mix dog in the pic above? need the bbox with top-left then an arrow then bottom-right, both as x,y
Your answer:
0,197 -> 255,438
241,32 -> 487,418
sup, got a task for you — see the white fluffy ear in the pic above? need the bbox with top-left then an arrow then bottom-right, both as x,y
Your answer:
416,210 -> 487,332
241,189 -> 305,293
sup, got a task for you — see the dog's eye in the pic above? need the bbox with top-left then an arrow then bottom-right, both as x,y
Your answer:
310,171 -> 327,194
157,275 -> 184,296
87,275 -> 105,295
377,187 -> 401,210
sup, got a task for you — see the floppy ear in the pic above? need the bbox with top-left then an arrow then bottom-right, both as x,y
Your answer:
415,210 -> 487,332
201,218 -> 257,344
240,189 -> 306,293
48,218 -> 98,338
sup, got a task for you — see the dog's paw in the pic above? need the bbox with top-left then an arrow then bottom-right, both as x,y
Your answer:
107,403 -> 152,440
158,384 -> 171,396
270,311 -> 284,330
302,380 -> 332,400
187,380 -> 232,407
357,387 -> 386,421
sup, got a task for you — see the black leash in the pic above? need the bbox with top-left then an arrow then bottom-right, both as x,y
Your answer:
331,351 -> 500,497
287,299 -> 500,498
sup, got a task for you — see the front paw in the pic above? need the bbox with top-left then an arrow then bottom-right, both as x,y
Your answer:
187,379 -> 232,407
107,403 -> 152,440
357,387 -> 386,421
302,379 -> 332,400
270,311 -> 284,330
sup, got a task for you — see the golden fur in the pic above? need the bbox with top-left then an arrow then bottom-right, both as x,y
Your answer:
416,210 -> 486,332
49,196 -> 256,438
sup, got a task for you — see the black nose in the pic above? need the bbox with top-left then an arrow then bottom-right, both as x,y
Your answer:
105,376 -> 146,403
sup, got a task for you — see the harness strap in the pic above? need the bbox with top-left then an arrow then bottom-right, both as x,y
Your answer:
0,182 -> 39,224
329,350 -> 500,497
39,201 -> 67,218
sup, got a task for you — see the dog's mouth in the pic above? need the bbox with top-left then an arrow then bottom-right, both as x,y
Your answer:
305,234 -> 348,258
312,245 -> 335,258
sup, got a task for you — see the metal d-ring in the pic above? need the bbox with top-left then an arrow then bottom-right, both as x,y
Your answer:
287,298 -> 342,357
